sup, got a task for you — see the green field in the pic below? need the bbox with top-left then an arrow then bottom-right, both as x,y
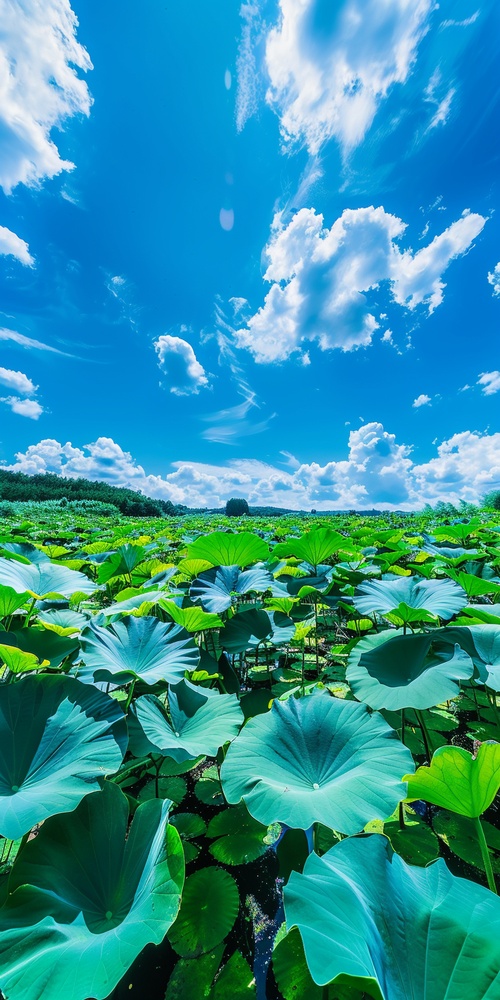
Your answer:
1,507 -> 500,1000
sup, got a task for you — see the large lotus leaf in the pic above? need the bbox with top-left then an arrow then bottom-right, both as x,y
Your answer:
0,627 -> 79,668
346,628 -> 475,710
468,625 -> 500,690
78,615 -> 199,685
284,833 -> 500,998
129,679 -> 243,761
0,557 -> 97,598
353,575 -> 467,619
0,543 -> 49,564
220,692 -> 413,832
219,608 -> 273,654
0,782 -> 184,1000
272,528 -> 347,567
190,563 -> 277,614
0,674 -> 127,839
404,742 -> 500,818
186,531 -> 269,568
36,609 -> 89,636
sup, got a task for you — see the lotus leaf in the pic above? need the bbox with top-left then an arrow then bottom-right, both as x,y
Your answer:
186,531 -> 269,567
0,557 -> 98,598
272,528 -> 346,567
220,692 -> 413,832
285,833 -> 500,998
404,742 -> 500,817
129,679 -> 243,760
353,574 -> 467,619
168,867 -> 239,957
0,674 -> 127,839
0,586 -> 30,618
78,615 -> 199,685
346,628 -> 475,710
0,782 -> 184,1000
190,563 -> 277,614
468,624 -> 500,690
0,627 -> 79,668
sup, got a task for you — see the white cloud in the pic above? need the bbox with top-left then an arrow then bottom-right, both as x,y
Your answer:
0,0 -> 92,193
263,0 -> 434,155
0,327 -> 72,356
413,393 -> 431,407
236,2 -> 262,132
424,70 -> 456,130
154,335 -> 209,396
234,205 -> 487,363
1,396 -> 43,419
487,262 -> 500,297
477,371 -> 500,396
0,367 -> 37,394
6,422 -> 500,509
0,226 -> 34,265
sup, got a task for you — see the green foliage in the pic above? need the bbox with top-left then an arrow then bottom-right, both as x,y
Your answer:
0,507 -> 499,999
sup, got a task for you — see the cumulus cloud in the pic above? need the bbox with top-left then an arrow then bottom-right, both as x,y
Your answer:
0,367 -> 37,394
477,371 -> 500,396
0,226 -> 34,265
234,205 -> 487,363
154,335 -> 209,396
263,0 -> 434,155
487,262 -> 500,297
5,422 -> 500,509
0,0 -> 92,193
1,397 -> 43,419
413,393 -> 431,408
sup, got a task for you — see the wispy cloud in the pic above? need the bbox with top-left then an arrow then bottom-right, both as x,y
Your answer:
0,327 -> 75,357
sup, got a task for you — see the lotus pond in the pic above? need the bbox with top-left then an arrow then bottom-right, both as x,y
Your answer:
1,508 -> 500,999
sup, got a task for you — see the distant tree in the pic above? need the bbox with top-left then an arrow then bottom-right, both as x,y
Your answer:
484,490 -> 500,511
310,508 -> 317,514
225,497 -> 249,517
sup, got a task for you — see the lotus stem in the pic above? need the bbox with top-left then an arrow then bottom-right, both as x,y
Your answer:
123,679 -> 137,713
474,816 -> 497,893
399,801 -> 406,829
401,708 -> 405,746
415,709 -> 432,762
24,597 -> 37,627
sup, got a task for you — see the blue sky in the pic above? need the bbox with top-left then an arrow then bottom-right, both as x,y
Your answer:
0,0 -> 499,509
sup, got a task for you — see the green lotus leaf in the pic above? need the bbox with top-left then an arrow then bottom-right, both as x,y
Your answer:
0,586 -> 30,618
129,679 -> 243,761
346,628 -> 475,710
78,615 -> 199,685
467,624 -> 500,690
97,543 -> 147,584
445,570 -> 500,597
0,627 -> 79,668
159,600 -> 223,632
272,528 -> 346,568
36,609 -> 89,636
220,692 -> 413,832
353,575 -> 467,619
404,742 -> 500,818
0,782 -> 184,1000
207,803 -> 269,865
0,557 -> 98,598
186,531 -> 269,568
0,644 -> 48,675
168,867 -> 239,957
0,674 -> 127,839
220,608 -> 272,653
434,809 -> 500,874
285,833 -> 500,998
273,926 -> 363,1000
190,563 -> 277,614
